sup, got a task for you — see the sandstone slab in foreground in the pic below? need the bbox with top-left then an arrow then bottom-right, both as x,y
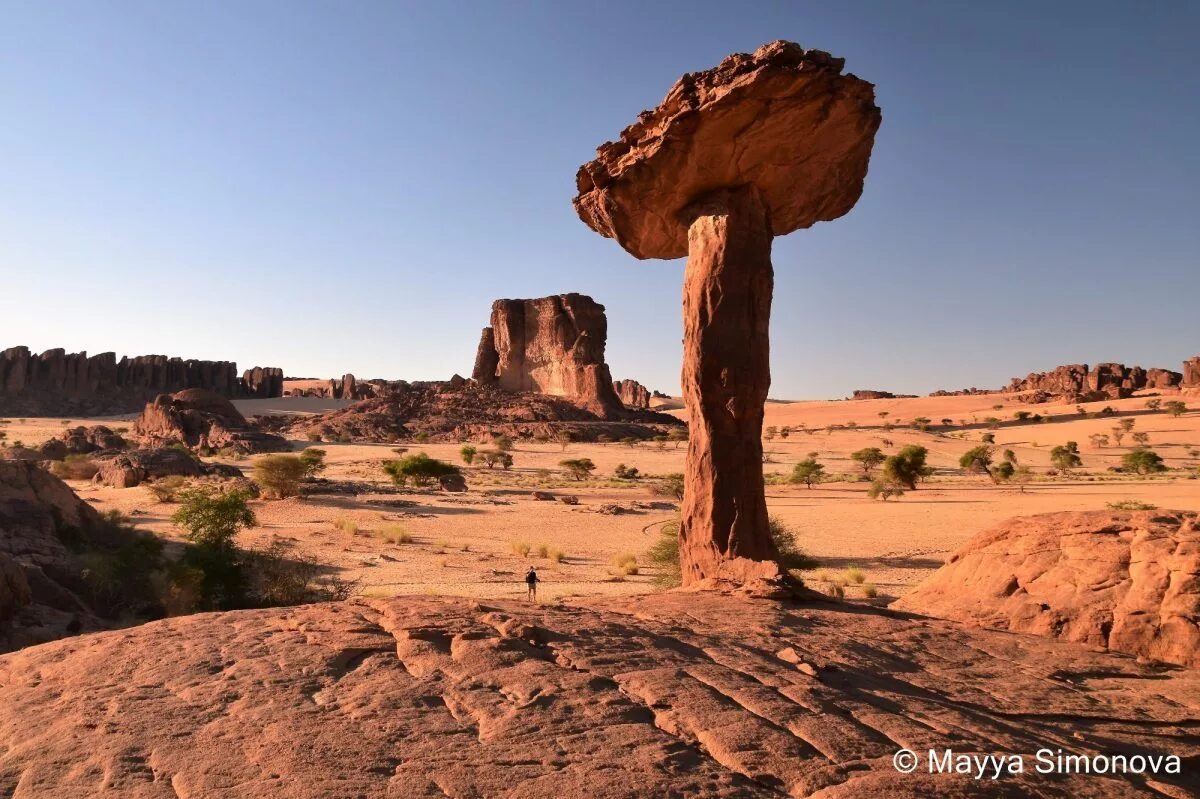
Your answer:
1,592 -> 1197,797
893,510 -> 1200,669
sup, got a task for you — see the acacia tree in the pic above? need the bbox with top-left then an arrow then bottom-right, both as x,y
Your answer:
790,458 -> 824,489
1123,448 -> 1166,475
850,447 -> 886,475
1165,400 -> 1188,418
882,445 -> 932,489
559,458 -> 596,480
1049,441 -> 1082,472
959,445 -> 994,479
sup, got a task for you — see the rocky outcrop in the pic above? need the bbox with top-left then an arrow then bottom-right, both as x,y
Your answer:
0,591 -> 1196,797
0,461 -> 162,651
612,378 -> 651,409
894,510 -> 1200,669
471,294 -> 623,417
0,346 -> 284,416
1006,361 -> 1182,401
850,389 -> 916,400
90,447 -> 244,488
36,425 -> 127,460
1185,356 -> 1200,388
134,389 -> 289,455
275,380 -> 681,445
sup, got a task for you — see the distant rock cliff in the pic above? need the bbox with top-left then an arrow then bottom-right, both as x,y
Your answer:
0,346 -> 282,416
1004,360 -> 1184,402
613,378 -> 651,409
471,294 -> 622,417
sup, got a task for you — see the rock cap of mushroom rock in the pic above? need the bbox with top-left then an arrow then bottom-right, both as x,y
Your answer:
573,40 -> 881,260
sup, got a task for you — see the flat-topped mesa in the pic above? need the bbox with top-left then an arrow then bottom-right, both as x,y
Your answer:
0,346 -> 283,415
471,294 -> 623,418
574,41 -> 880,586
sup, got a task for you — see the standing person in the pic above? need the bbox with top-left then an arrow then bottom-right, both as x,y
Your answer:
525,567 -> 539,601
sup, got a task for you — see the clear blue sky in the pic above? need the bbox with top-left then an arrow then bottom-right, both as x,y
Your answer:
2,1 -> 1197,399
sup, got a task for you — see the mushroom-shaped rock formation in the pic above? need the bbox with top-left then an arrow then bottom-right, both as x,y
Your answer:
574,41 -> 880,586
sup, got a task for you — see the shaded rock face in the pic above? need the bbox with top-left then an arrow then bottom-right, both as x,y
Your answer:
612,378 -> 651,409
472,294 -> 623,417
573,41 -> 881,260
0,462 -> 126,651
1006,362 -> 1183,401
0,346 -> 283,415
0,592 -> 1196,798
679,188 -> 780,586
92,448 -> 207,489
133,389 -> 289,456
894,510 -> 1200,669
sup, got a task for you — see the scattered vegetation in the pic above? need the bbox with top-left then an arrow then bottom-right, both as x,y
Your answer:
613,463 -> 640,480
377,525 -> 413,544
850,447 -> 885,475
383,452 -> 461,486
652,473 -> 685,500
790,457 -> 824,489
298,447 -> 326,477
881,445 -> 932,489
254,454 -> 309,498
610,553 -> 639,576
146,474 -> 189,503
1106,500 -> 1157,511
1122,448 -> 1166,475
1049,441 -> 1082,472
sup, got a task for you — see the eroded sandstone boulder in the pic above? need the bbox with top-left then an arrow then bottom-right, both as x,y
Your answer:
134,389 -> 288,455
1185,356 -> 1200,388
0,592 -> 1195,797
92,448 -> 208,488
1006,361 -> 1184,401
893,510 -> 1200,668
471,294 -> 623,417
37,425 -> 127,461
0,461 -> 159,651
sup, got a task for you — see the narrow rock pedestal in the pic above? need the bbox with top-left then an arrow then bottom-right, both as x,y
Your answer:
679,187 -> 781,586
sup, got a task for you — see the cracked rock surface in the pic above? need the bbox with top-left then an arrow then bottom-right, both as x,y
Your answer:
894,510 -> 1200,669
2,592 -> 1198,797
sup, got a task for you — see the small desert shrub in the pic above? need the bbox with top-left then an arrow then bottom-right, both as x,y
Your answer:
50,455 -> 99,481
548,548 -> 565,563
559,458 -> 596,481
383,452 -> 461,486
377,525 -> 412,544
459,445 -> 477,465
614,463 -> 640,480
536,543 -> 550,558
611,553 -> 639,575
845,567 -> 866,584
146,474 -> 189,503
254,455 -> 308,498
333,517 -> 360,536
790,458 -> 824,488
1106,500 -> 1157,511
862,583 -> 878,598
413,432 -> 430,444
652,473 -> 685,500
867,477 -> 905,501
511,541 -> 532,558
298,447 -> 327,477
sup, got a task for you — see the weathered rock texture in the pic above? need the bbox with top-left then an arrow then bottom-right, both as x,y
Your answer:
269,379 -> 680,445
0,346 -> 283,416
574,41 -> 880,586
471,294 -> 623,417
1005,362 -> 1183,402
0,591 -> 1196,797
613,378 -> 651,409
573,41 -> 880,260
894,511 -> 1200,669
36,425 -> 127,461
134,389 -> 289,456
1185,356 -> 1200,388
0,462 -> 161,651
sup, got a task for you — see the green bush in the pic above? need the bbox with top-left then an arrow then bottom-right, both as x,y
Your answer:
850,447 -> 885,474
959,445 -> 994,477
1049,441 -> 1082,472
253,455 -> 309,498
790,458 -> 824,488
1122,448 -> 1166,475
459,445 -> 477,465
146,474 -> 189,503
384,452 -> 461,486
614,463 -> 640,480
298,447 -> 326,477
559,458 -> 596,481
652,473 -> 685,500
477,449 -> 513,469
867,478 -> 904,500
882,445 -> 931,489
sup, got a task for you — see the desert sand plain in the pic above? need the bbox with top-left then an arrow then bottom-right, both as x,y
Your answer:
6,388 -> 1196,605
